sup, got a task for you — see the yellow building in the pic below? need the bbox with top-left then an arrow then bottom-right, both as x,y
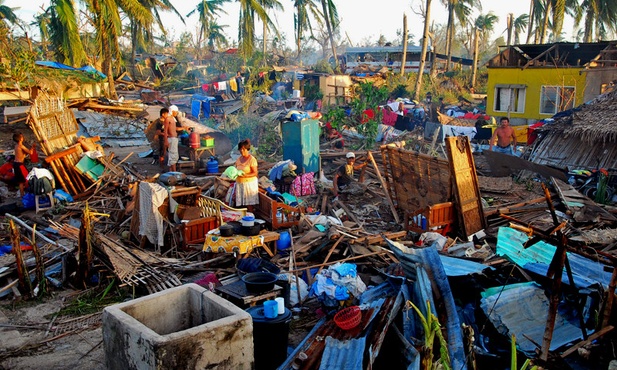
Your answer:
486,41 -> 617,126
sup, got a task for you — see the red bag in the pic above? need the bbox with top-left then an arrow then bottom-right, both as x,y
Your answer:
30,144 -> 38,163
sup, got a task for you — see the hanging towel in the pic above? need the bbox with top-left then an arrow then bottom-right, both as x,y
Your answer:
217,81 -> 227,91
213,82 -> 219,90
202,84 -> 209,92
229,78 -> 238,92
138,182 -> 168,250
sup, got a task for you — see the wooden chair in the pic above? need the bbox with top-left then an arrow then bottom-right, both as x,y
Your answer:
254,190 -> 303,230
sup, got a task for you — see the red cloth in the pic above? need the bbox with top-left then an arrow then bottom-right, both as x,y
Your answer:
361,109 -> 375,123
381,108 -> 398,126
0,162 -> 13,178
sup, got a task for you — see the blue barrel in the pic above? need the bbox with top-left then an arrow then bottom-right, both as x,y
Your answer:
206,157 -> 219,173
276,231 -> 291,251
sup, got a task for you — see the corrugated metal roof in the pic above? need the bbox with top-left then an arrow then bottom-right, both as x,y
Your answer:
480,282 -> 588,355
319,337 -> 365,370
496,227 -> 612,289
73,110 -> 149,147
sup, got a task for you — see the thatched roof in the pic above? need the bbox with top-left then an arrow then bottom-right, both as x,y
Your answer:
540,88 -> 617,144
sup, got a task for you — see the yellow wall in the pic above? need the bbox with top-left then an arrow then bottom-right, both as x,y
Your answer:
486,68 -> 587,121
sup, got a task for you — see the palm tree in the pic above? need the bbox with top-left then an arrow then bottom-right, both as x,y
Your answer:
80,0 -> 152,99
45,0 -> 87,66
260,0 -> 283,65
441,0 -> 480,71
471,12 -> 498,88
576,0 -> 617,42
0,0 -> 18,26
526,0 -> 545,43
187,0 -> 228,51
236,0 -> 269,58
205,21 -> 229,50
512,13 -> 529,44
414,0 -> 432,100
129,0 -> 184,78
292,0 -> 321,60
320,0 -> 339,70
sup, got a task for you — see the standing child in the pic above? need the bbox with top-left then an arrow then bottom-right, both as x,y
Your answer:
13,132 -> 32,196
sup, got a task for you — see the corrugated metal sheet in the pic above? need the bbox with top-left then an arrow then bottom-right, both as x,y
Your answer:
386,240 -> 467,370
319,335 -> 366,370
73,110 -> 150,147
496,227 -> 612,289
440,254 -> 494,276
480,282 -> 588,355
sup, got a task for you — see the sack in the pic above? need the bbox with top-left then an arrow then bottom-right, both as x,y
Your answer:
28,177 -> 53,195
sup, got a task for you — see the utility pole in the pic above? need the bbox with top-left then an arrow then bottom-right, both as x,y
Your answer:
471,27 -> 479,89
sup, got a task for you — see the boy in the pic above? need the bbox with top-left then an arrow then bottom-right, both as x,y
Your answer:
13,132 -> 32,196
153,108 -> 169,167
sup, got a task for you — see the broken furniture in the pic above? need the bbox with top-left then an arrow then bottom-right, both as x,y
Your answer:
35,192 -> 55,214
404,202 -> 454,236
176,160 -> 196,174
189,142 -> 216,168
103,283 -> 254,369
254,190 -> 303,230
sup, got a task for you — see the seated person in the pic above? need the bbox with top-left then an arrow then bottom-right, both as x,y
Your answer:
324,122 -> 344,149
381,106 -> 398,127
332,152 -> 367,197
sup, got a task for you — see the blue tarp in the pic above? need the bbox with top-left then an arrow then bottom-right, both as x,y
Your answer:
496,227 -> 612,289
35,61 -> 106,80
191,94 -> 215,119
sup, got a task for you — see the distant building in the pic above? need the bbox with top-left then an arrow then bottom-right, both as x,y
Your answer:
486,41 -> 617,125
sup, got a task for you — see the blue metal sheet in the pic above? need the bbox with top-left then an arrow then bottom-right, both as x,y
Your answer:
480,282 -> 589,355
496,227 -> 612,289
440,254 -> 494,276
386,239 -> 467,370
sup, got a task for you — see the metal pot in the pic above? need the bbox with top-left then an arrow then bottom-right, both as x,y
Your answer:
219,224 -> 234,237
241,224 -> 261,236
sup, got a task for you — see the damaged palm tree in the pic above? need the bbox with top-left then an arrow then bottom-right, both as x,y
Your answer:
406,299 -> 451,370
76,203 -> 109,288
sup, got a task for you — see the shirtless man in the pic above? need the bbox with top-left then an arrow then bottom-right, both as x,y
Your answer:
165,106 -> 182,171
489,117 -> 517,155
13,132 -> 32,196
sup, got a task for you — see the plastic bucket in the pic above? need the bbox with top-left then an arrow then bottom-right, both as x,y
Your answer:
241,215 -> 255,227
246,306 -> 291,370
276,231 -> 291,251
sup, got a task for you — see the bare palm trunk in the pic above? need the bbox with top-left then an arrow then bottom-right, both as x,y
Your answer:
263,17 -> 267,66
471,27 -> 479,88
321,0 -> 338,71
414,0 -> 432,101
445,4 -> 454,71
540,0 -> 552,44
401,14 -> 408,76
526,0 -> 535,44
506,13 -> 513,46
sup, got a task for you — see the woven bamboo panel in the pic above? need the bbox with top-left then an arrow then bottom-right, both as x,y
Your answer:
29,92 -> 79,155
380,146 -> 452,213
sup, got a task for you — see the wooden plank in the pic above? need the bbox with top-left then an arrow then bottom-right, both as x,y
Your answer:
367,151 -> 400,223
560,325 -> 614,358
445,136 -> 486,237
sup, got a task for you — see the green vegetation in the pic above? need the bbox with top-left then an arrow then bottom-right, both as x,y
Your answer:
406,299 -> 451,370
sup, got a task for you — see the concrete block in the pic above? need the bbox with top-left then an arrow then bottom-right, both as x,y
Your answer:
102,283 -> 253,370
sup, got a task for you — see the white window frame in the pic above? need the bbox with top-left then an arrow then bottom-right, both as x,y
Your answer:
494,84 -> 526,113
539,85 -> 575,115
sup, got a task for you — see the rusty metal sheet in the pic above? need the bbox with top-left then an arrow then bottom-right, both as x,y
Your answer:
446,136 -> 487,237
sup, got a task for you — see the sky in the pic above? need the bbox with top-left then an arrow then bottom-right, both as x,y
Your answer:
10,0 -> 576,48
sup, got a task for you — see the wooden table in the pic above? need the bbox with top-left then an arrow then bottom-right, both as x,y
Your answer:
190,145 -> 216,165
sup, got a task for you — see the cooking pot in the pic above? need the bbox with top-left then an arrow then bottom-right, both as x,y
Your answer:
227,221 -> 243,234
254,219 -> 266,230
242,272 -> 277,293
241,224 -> 261,236
219,224 -> 234,237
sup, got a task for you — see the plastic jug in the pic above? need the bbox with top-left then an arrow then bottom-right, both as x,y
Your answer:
276,231 -> 291,251
206,157 -> 219,174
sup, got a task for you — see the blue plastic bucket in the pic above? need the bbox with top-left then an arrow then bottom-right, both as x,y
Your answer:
276,231 -> 291,251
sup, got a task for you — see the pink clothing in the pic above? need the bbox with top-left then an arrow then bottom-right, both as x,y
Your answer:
382,108 -> 398,127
